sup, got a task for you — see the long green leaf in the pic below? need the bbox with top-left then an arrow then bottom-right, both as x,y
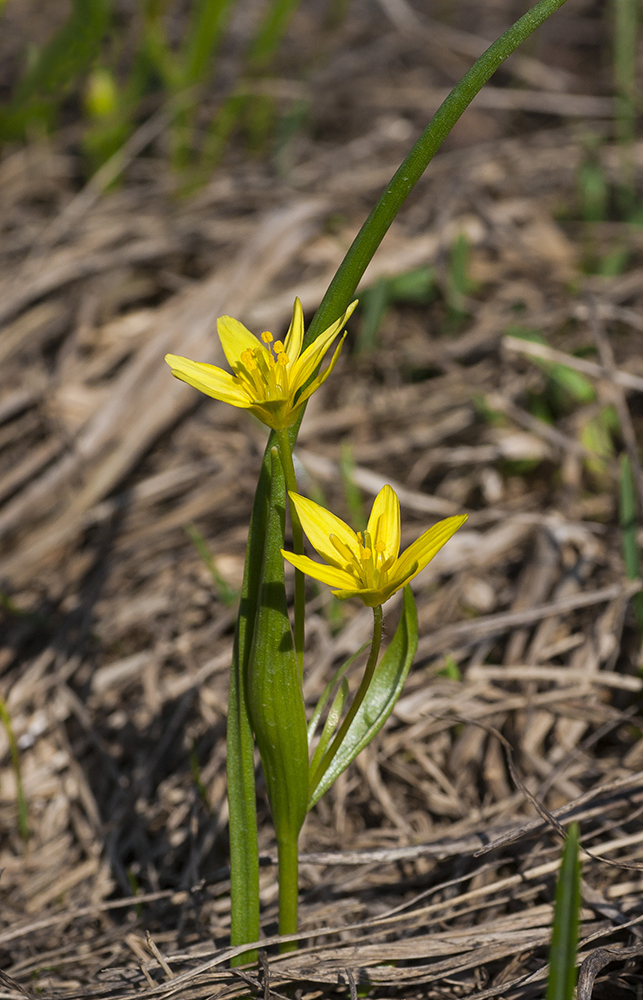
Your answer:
247,448 -> 309,943
303,0 -> 571,349
308,586 -> 418,808
546,822 -> 581,1000
247,448 -> 309,845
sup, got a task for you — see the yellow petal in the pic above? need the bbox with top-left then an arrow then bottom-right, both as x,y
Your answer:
366,485 -> 400,564
165,354 -> 250,406
295,333 -> 346,407
291,301 -> 358,391
288,492 -> 360,568
281,550 -> 357,590
393,515 -> 468,586
217,316 -> 261,369
284,297 -> 304,362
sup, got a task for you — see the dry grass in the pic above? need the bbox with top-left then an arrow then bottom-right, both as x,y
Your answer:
0,1 -> 642,997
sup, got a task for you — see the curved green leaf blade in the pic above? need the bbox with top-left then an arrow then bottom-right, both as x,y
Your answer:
307,642 -> 369,745
308,586 -> 418,808
308,677 -> 348,780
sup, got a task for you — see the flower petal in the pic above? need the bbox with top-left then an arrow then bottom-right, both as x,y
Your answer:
216,316 -> 261,369
284,297 -> 304,362
165,354 -> 250,406
290,300 -> 358,391
288,492 -> 360,568
281,550 -> 357,590
295,333 -> 346,407
393,515 -> 468,585
366,484 -> 400,563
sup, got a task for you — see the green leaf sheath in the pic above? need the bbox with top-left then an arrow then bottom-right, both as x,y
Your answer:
309,586 -> 418,808
546,823 -> 581,1000
247,448 -> 309,944
303,0 -> 571,349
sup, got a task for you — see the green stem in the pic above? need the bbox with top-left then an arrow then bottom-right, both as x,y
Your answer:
303,0 -> 571,348
310,604 -> 383,794
277,427 -> 305,673
277,830 -> 299,950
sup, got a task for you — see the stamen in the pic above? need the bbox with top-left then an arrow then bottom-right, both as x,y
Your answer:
330,534 -> 356,565
261,331 -> 273,343
375,540 -> 386,553
274,341 -> 285,353
277,352 -> 289,366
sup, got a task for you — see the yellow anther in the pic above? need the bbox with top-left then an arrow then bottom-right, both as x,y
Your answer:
375,540 -> 387,553
240,349 -> 255,365
360,547 -> 371,560
277,352 -> 289,366
274,340 -> 285,353
246,358 -> 257,371
267,354 -> 275,369
261,331 -> 273,343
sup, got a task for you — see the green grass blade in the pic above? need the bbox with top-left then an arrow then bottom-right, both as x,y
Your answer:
185,522 -> 238,606
247,0 -> 303,73
0,697 -> 28,841
181,0 -> 236,86
619,454 -> 643,630
546,822 -> 581,1000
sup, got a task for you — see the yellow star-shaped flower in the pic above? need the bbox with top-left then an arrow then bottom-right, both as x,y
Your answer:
281,486 -> 467,608
165,298 -> 357,431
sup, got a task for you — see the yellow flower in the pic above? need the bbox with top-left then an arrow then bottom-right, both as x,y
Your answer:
165,298 -> 357,431
281,486 -> 467,607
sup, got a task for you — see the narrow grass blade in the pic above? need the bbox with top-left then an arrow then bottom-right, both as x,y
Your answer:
619,454 -> 643,630
0,697 -> 28,841
546,822 -> 581,1000
185,522 -> 238,606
